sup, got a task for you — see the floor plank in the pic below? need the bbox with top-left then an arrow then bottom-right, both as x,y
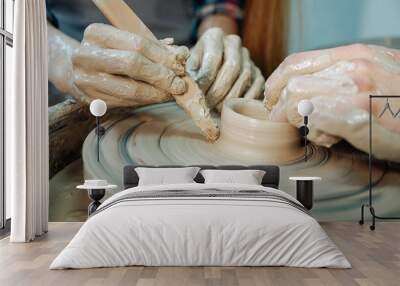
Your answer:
0,222 -> 399,286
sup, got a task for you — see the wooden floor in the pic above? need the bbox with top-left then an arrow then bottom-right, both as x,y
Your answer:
0,222 -> 399,286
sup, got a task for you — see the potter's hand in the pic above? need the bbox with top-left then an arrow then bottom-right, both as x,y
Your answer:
187,28 -> 264,111
265,44 -> 400,162
72,23 -> 190,107
48,23 -> 83,99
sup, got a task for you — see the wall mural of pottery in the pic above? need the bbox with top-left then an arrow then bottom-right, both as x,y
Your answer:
48,0 -> 400,222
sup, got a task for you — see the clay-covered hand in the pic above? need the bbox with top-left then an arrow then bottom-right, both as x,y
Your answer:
71,23 -> 190,108
48,23 -> 219,141
264,44 -> 400,162
187,27 -> 264,111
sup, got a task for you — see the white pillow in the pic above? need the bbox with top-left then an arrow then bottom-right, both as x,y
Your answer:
200,169 -> 266,185
135,167 -> 200,186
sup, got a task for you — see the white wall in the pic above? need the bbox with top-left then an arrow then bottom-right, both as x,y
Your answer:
288,0 -> 400,53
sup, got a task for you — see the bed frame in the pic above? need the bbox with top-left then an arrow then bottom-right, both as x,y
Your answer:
123,165 -> 280,189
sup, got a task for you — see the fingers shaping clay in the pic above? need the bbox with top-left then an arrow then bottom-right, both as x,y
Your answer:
215,48 -> 252,112
265,44 -> 400,162
73,44 -> 186,95
73,67 -> 173,107
82,23 -> 188,76
92,0 -> 219,141
187,28 -> 225,93
188,28 -> 264,113
206,34 -> 242,108
244,65 -> 265,99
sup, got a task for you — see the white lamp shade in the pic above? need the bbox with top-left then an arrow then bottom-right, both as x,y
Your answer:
90,99 -> 107,117
297,99 -> 314,117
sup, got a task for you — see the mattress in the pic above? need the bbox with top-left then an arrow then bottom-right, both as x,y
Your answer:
50,183 -> 350,269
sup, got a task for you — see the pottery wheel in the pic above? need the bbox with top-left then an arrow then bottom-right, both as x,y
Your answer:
82,102 -> 399,220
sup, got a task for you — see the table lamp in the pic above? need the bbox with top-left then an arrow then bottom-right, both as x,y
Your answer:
90,99 -> 107,162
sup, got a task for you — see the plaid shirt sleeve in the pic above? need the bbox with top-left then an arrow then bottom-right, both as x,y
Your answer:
191,0 -> 245,43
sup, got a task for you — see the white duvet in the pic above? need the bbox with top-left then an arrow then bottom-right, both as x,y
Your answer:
50,183 -> 350,269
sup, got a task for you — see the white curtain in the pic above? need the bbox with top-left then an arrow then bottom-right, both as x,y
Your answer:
7,0 -> 49,242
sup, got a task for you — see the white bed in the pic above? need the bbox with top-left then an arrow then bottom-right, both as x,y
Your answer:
50,182 -> 350,269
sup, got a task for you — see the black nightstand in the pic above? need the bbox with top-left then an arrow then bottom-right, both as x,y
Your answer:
289,177 -> 321,210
